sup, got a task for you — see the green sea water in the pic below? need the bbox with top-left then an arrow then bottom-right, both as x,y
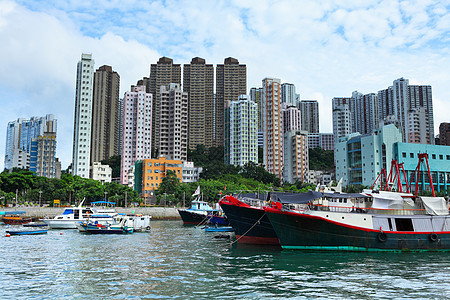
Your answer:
1,220 -> 449,299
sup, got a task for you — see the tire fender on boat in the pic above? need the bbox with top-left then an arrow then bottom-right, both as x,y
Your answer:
377,232 -> 387,242
429,233 -> 438,242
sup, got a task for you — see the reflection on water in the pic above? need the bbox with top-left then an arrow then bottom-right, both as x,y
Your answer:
1,220 -> 450,299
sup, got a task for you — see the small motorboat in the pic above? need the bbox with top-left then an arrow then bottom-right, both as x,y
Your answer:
6,229 -> 48,236
43,199 -> 117,229
204,226 -> 234,232
1,211 -> 32,225
79,215 -> 134,234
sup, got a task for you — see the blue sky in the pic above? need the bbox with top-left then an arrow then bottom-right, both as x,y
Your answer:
1,0 -> 450,170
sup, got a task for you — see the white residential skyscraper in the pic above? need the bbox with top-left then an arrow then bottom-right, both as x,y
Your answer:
283,104 -> 301,133
378,78 -> 434,144
120,85 -> 152,185
159,83 -> 188,161
352,91 -> 379,135
228,95 -> 258,166
332,97 -> 353,143
72,53 -> 94,178
262,78 -> 284,178
281,83 -> 297,106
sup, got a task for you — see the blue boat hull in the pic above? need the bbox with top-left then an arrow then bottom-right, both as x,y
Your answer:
85,229 -> 132,234
205,226 -> 234,232
6,230 -> 47,235
208,215 -> 229,226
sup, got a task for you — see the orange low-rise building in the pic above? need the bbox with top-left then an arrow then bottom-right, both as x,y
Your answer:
141,157 -> 183,194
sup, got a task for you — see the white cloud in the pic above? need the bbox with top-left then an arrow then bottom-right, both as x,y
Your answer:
1,0 -> 450,171
0,1 -> 160,170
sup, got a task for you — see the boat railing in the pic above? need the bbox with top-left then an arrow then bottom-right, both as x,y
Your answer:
239,197 -> 266,208
309,204 -> 426,215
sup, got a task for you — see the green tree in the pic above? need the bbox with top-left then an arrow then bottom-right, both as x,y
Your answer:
101,155 -> 121,179
159,170 -> 180,195
309,148 -> 334,170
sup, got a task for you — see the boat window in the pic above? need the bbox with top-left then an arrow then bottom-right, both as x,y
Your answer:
395,218 -> 414,231
387,218 -> 393,231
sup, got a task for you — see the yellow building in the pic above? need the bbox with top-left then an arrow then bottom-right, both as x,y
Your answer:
141,157 -> 183,193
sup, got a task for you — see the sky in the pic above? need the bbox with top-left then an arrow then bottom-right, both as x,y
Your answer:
1,0 -> 450,170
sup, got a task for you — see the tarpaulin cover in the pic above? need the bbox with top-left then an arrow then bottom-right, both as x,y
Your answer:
421,197 -> 449,216
271,191 -> 324,204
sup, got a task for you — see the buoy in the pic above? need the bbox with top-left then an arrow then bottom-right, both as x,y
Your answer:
60,232 -> 63,235
6,233 -> 11,237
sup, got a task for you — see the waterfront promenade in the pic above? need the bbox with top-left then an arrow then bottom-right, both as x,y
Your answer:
1,207 -> 181,219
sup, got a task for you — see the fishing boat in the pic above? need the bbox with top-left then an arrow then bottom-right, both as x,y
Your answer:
43,200 -> 116,229
265,153 -> 450,252
79,214 -> 134,234
6,229 -> 48,235
178,186 -> 227,225
1,211 -> 32,225
178,199 -> 215,225
219,191 -> 322,245
265,191 -> 450,251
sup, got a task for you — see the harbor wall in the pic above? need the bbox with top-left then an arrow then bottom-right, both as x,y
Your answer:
1,207 -> 181,220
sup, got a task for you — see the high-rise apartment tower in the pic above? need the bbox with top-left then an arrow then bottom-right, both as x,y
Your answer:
149,57 -> 181,151
183,57 -> 214,148
91,65 -> 120,163
72,53 -> 94,178
215,57 -> 246,147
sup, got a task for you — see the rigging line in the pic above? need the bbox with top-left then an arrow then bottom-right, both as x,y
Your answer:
230,212 -> 267,245
195,214 -> 210,228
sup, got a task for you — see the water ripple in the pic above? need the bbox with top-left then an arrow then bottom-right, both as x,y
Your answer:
1,221 -> 450,299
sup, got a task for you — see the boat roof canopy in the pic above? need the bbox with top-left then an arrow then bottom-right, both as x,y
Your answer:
91,201 -> 116,205
2,211 -> 26,215
272,191 -> 324,204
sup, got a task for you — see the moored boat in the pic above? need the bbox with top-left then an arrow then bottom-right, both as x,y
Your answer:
79,214 -> 134,234
219,193 -> 278,245
44,200 -> 116,229
219,191 -> 323,245
6,229 -> 48,235
178,199 -> 217,225
265,191 -> 450,252
179,186 -> 228,226
204,226 -> 234,232
1,211 -> 32,225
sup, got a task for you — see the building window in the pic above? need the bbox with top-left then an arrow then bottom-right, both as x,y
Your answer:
432,154 -> 436,159
440,155 -> 443,160
447,155 -> 450,160
402,152 -> 406,158
410,153 -> 414,158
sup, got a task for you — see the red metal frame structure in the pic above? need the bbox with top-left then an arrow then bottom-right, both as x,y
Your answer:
411,153 -> 435,197
371,168 -> 389,191
385,160 -> 410,193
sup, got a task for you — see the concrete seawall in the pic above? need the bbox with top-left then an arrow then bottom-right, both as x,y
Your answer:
1,207 -> 182,220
